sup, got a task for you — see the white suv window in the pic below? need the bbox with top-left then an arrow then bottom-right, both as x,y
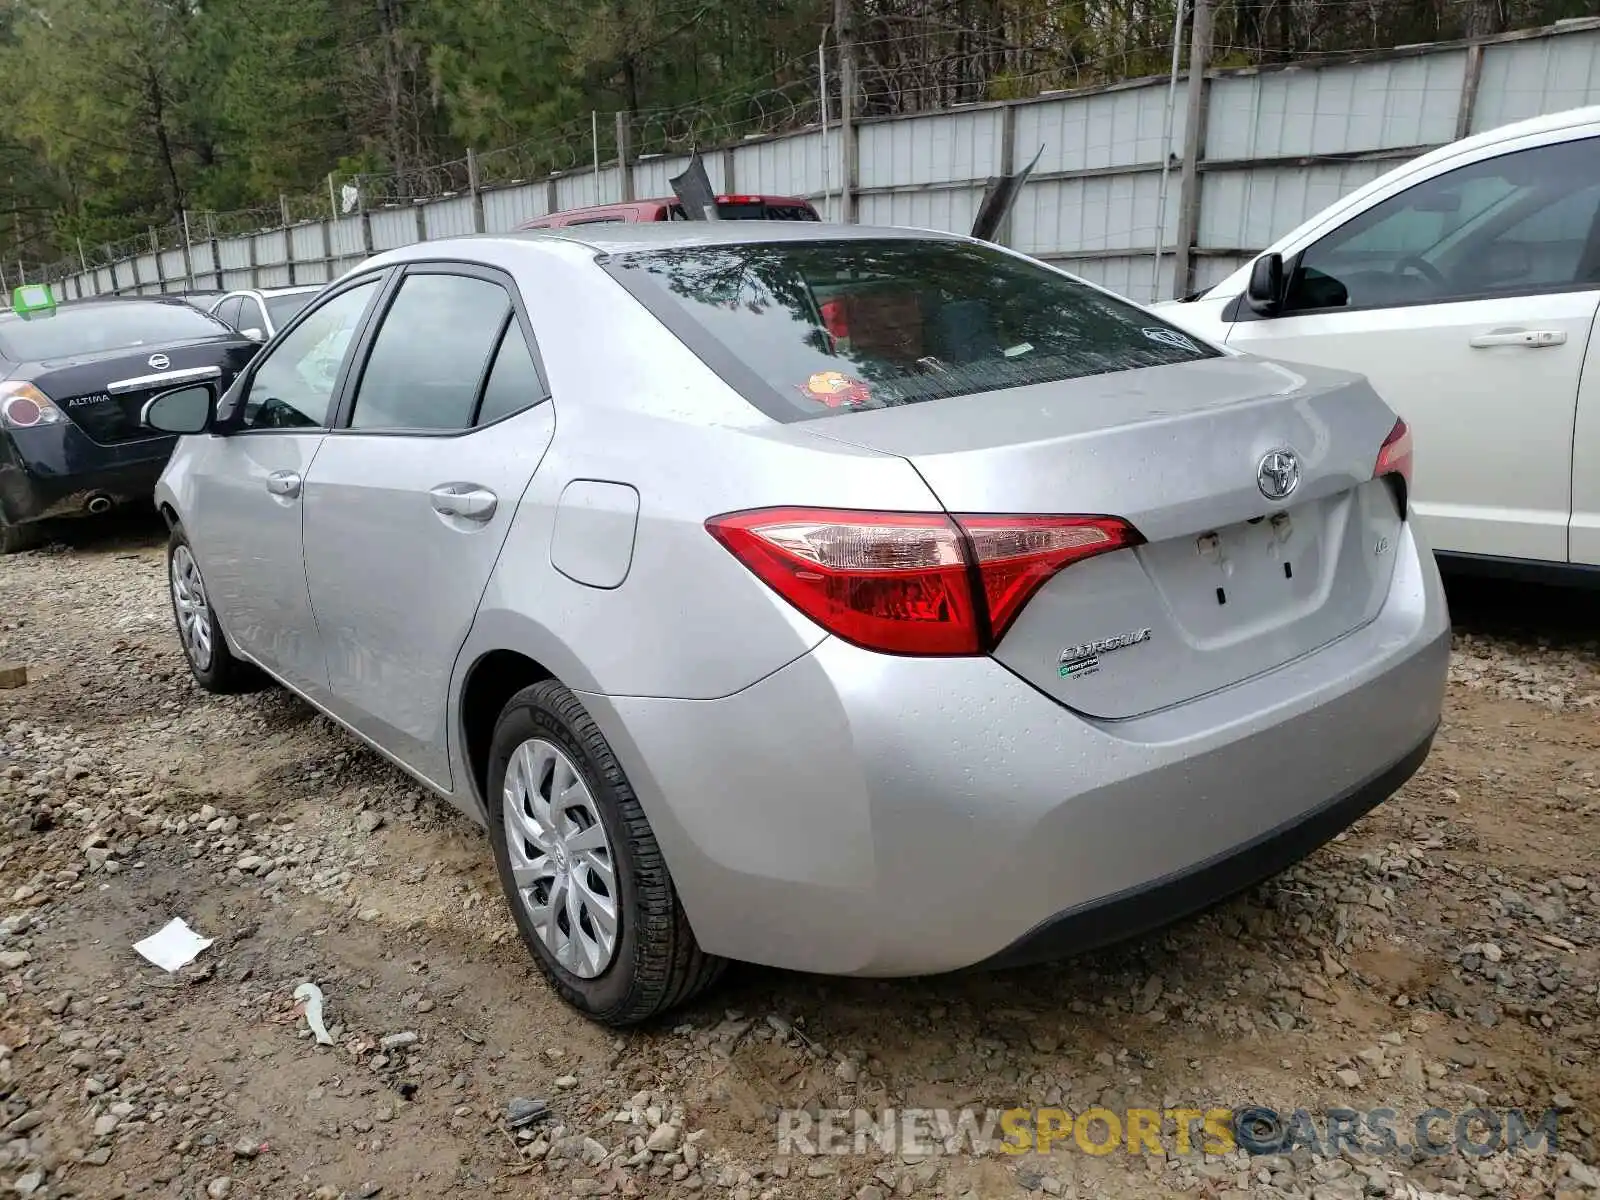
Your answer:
1283,135 -> 1600,313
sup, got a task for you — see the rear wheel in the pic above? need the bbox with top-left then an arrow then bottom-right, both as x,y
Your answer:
486,680 -> 724,1025
167,526 -> 266,693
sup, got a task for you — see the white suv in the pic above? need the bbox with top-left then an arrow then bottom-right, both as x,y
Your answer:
1157,104 -> 1600,584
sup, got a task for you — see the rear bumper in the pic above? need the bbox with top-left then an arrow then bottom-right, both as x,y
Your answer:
0,424 -> 174,524
579,518 -> 1451,977
977,728 -> 1434,970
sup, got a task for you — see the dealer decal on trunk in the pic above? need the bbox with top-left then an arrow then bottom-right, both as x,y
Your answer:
1058,627 -> 1153,679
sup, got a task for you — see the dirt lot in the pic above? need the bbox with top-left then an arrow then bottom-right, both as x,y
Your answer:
0,515 -> 1596,1200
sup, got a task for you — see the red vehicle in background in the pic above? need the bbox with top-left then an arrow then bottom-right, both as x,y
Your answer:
517,194 -> 821,229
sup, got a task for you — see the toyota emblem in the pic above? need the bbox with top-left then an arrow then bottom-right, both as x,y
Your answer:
147,353 -> 170,370
1257,449 -> 1300,501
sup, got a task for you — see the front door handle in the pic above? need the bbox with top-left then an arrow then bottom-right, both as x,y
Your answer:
265,470 -> 302,498
1468,328 -> 1567,349
429,483 -> 498,522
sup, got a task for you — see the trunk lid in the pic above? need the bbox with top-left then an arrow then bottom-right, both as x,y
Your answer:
803,354 -> 1406,718
33,338 -> 258,446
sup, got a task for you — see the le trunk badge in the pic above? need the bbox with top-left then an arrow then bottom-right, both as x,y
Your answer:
1059,627 -> 1153,679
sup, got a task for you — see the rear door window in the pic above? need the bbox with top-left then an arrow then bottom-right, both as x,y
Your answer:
346,272 -> 511,431
605,238 -> 1218,423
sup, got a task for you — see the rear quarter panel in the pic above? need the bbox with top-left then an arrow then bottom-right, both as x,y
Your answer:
455,242 -> 947,703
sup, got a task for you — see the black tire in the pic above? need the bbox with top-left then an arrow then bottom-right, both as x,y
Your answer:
486,680 -> 725,1025
0,518 -> 44,555
166,524 -> 268,694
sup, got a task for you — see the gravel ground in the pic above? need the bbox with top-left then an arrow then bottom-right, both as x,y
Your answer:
0,514 -> 1596,1200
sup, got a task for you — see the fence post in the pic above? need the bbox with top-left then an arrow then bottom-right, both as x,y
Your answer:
615,113 -> 635,203
414,199 -> 427,244
1456,42 -> 1485,139
1170,0 -> 1213,300
996,103 -> 1018,247
319,214 -> 335,283
105,249 -> 119,295
180,210 -> 197,290
834,0 -> 858,223
209,217 -> 225,291
246,226 -> 259,290
467,148 -> 486,233
150,227 -> 167,294
544,177 -> 558,218
720,148 -> 737,197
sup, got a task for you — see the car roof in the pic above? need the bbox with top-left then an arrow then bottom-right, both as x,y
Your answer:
0,294 -> 201,322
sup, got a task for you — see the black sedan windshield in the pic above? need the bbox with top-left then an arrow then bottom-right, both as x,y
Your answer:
0,302 -> 230,361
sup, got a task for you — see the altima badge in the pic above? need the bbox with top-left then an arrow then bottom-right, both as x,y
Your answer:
1059,627 -> 1152,679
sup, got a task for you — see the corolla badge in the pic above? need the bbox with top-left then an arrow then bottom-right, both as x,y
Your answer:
147,353 -> 171,370
1058,627 -> 1152,679
1257,448 -> 1300,501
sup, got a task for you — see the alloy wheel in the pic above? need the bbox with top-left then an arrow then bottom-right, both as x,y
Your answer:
170,544 -> 214,672
502,738 -> 620,978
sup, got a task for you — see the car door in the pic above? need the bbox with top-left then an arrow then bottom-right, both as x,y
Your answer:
1573,303 -> 1600,566
1224,133 -> 1600,565
180,274 -> 385,702
299,264 -> 555,787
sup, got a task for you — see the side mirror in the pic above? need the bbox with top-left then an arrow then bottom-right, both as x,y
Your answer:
240,327 -> 266,343
142,384 -> 217,435
1245,253 -> 1285,315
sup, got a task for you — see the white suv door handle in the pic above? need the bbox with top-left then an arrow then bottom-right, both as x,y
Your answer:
265,470 -> 302,497
1468,328 -> 1566,349
429,484 -> 498,522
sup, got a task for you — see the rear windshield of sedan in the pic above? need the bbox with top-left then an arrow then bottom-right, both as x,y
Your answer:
604,238 -> 1219,422
0,302 -> 229,361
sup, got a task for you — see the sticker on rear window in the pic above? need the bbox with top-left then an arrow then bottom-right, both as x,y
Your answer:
1141,327 -> 1199,353
799,370 -> 872,409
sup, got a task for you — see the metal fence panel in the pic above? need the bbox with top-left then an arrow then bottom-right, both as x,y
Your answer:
858,185 -> 985,234
482,183 -> 548,232
1016,83 -> 1180,174
1473,27 -> 1600,131
330,217 -> 367,261
190,243 -> 217,282
369,208 -> 421,251
732,130 -> 832,197
37,21 -> 1600,304
290,223 -> 325,262
554,166 -> 623,212
425,195 -> 478,239
1207,54 -> 1466,160
159,248 -> 187,283
1011,171 -> 1172,257
1197,159 -> 1394,251
859,108 -> 1005,188
1057,253 -> 1171,304
134,254 -> 161,292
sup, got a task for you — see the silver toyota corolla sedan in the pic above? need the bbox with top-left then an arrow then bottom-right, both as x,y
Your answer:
142,224 -> 1450,1026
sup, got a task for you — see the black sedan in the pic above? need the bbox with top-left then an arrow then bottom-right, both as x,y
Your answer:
0,294 -> 260,552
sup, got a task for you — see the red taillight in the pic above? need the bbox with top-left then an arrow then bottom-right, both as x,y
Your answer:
705,507 -> 1143,656
1374,418 -> 1413,513
1374,418 -> 1412,483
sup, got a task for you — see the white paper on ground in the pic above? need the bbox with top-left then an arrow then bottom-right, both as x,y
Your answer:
132,918 -> 213,972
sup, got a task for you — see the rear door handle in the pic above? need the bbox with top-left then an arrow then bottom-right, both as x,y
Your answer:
1468,328 -> 1566,349
429,484 -> 498,522
265,470 -> 302,498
